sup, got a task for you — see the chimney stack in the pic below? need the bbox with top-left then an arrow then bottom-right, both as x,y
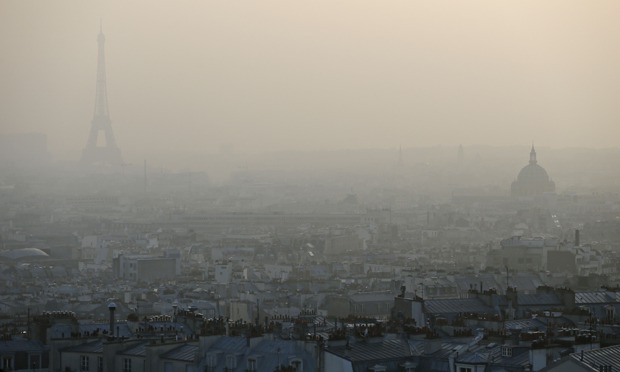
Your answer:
575,229 -> 580,247
108,302 -> 117,337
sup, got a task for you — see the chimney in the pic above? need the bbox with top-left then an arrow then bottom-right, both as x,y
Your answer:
510,328 -> 521,346
108,302 -> 117,337
575,229 -> 580,247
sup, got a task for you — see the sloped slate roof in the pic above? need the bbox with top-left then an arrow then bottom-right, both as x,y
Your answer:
160,343 -> 198,362
326,338 -> 412,362
570,344 -> 620,369
517,293 -> 561,306
62,340 -> 103,354
0,340 -> 47,353
425,298 -> 492,314
119,342 -> 147,357
575,291 -> 620,304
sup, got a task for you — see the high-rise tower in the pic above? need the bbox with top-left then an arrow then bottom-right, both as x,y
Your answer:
81,25 -> 123,165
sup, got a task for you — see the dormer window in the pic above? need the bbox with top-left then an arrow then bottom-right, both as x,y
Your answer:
401,361 -> 417,372
247,357 -> 257,371
501,345 -> 512,357
226,354 -> 237,369
206,353 -> 217,370
289,358 -> 303,371
369,364 -> 387,372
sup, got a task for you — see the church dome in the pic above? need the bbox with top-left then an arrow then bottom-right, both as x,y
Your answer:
517,163 -> 550,183
511,146 -> 555,197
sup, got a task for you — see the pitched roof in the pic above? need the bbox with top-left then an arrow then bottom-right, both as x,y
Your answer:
160,343 -> 198,362
0,340 -> 47,353
325,338 -> 412,362
61,340 -> 103,354
518,293 -> 562,306
570,344 -> 620,369
119,342 -> 147,357
576,291 -> 620,304
425,298 -> 492,314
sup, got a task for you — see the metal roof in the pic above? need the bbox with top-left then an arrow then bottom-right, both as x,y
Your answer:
425,298 -> 492,314
0,340 -> 47,353
570,344 -> 620,369
160,343 -> 198,362
326,338 -> 412,362
575,291 -> 619,304
61,340 -> 103,354
119,342 -> 147,357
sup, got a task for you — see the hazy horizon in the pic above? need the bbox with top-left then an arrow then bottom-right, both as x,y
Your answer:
2,1 -> 620,171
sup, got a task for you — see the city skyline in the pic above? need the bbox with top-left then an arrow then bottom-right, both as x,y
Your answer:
2,1 -> 620,171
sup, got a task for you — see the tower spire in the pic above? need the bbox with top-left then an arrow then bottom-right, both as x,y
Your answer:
529,143 -> 537,165
81,25 -> 123,165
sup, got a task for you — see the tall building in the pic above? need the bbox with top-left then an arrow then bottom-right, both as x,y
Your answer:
510,145 -> 555,197
80,26 -> 123,166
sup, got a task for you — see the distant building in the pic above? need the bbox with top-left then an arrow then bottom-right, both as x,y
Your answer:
486,236 -> 555,272
326,292 -> 395,318
541,344 -> 620,371
511,146 -> 555,197
114,254 -> 178,283
214,263 -> 233,284
324,234 -> 362,255
0,340 -> 48,371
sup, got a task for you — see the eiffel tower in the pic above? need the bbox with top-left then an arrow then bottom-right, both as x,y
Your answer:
81,25 -> 123,166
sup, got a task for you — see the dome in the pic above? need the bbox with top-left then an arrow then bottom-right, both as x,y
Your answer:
0,248 -> 49,261
517,163 -> 550,183
511,146 -> 555,197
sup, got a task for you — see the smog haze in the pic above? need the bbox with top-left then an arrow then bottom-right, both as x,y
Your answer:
2,1 -> 620,172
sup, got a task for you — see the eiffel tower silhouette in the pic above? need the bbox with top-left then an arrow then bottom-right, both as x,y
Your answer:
81,25 -> 123,166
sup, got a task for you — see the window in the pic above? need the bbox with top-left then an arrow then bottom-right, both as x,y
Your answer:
2,357 -> 13,370
97,357 -> 103,372
80,355 -> 89,371
123,358 -> 132,372
501,345 -> 512,357
459,368 -> 472,372
226,354 -> 237,369
29,354 -> 41,369
290,359 -> 303,371
206,353 -> 217,368
247,357 -> 257,371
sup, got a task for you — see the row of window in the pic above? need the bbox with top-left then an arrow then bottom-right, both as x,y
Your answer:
205,353 -> 302,371
79,355 -> 125,372
79,354 -> 302,372
80,355 -> 104,372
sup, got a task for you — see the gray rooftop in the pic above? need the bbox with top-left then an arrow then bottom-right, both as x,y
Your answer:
570,344 -> 620,369
425,298 -> 492,314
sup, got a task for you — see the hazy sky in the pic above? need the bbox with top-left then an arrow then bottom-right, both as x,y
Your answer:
1,1 -> 619,168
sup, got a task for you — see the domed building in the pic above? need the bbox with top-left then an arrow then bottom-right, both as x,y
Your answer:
511,146 -> 555,197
